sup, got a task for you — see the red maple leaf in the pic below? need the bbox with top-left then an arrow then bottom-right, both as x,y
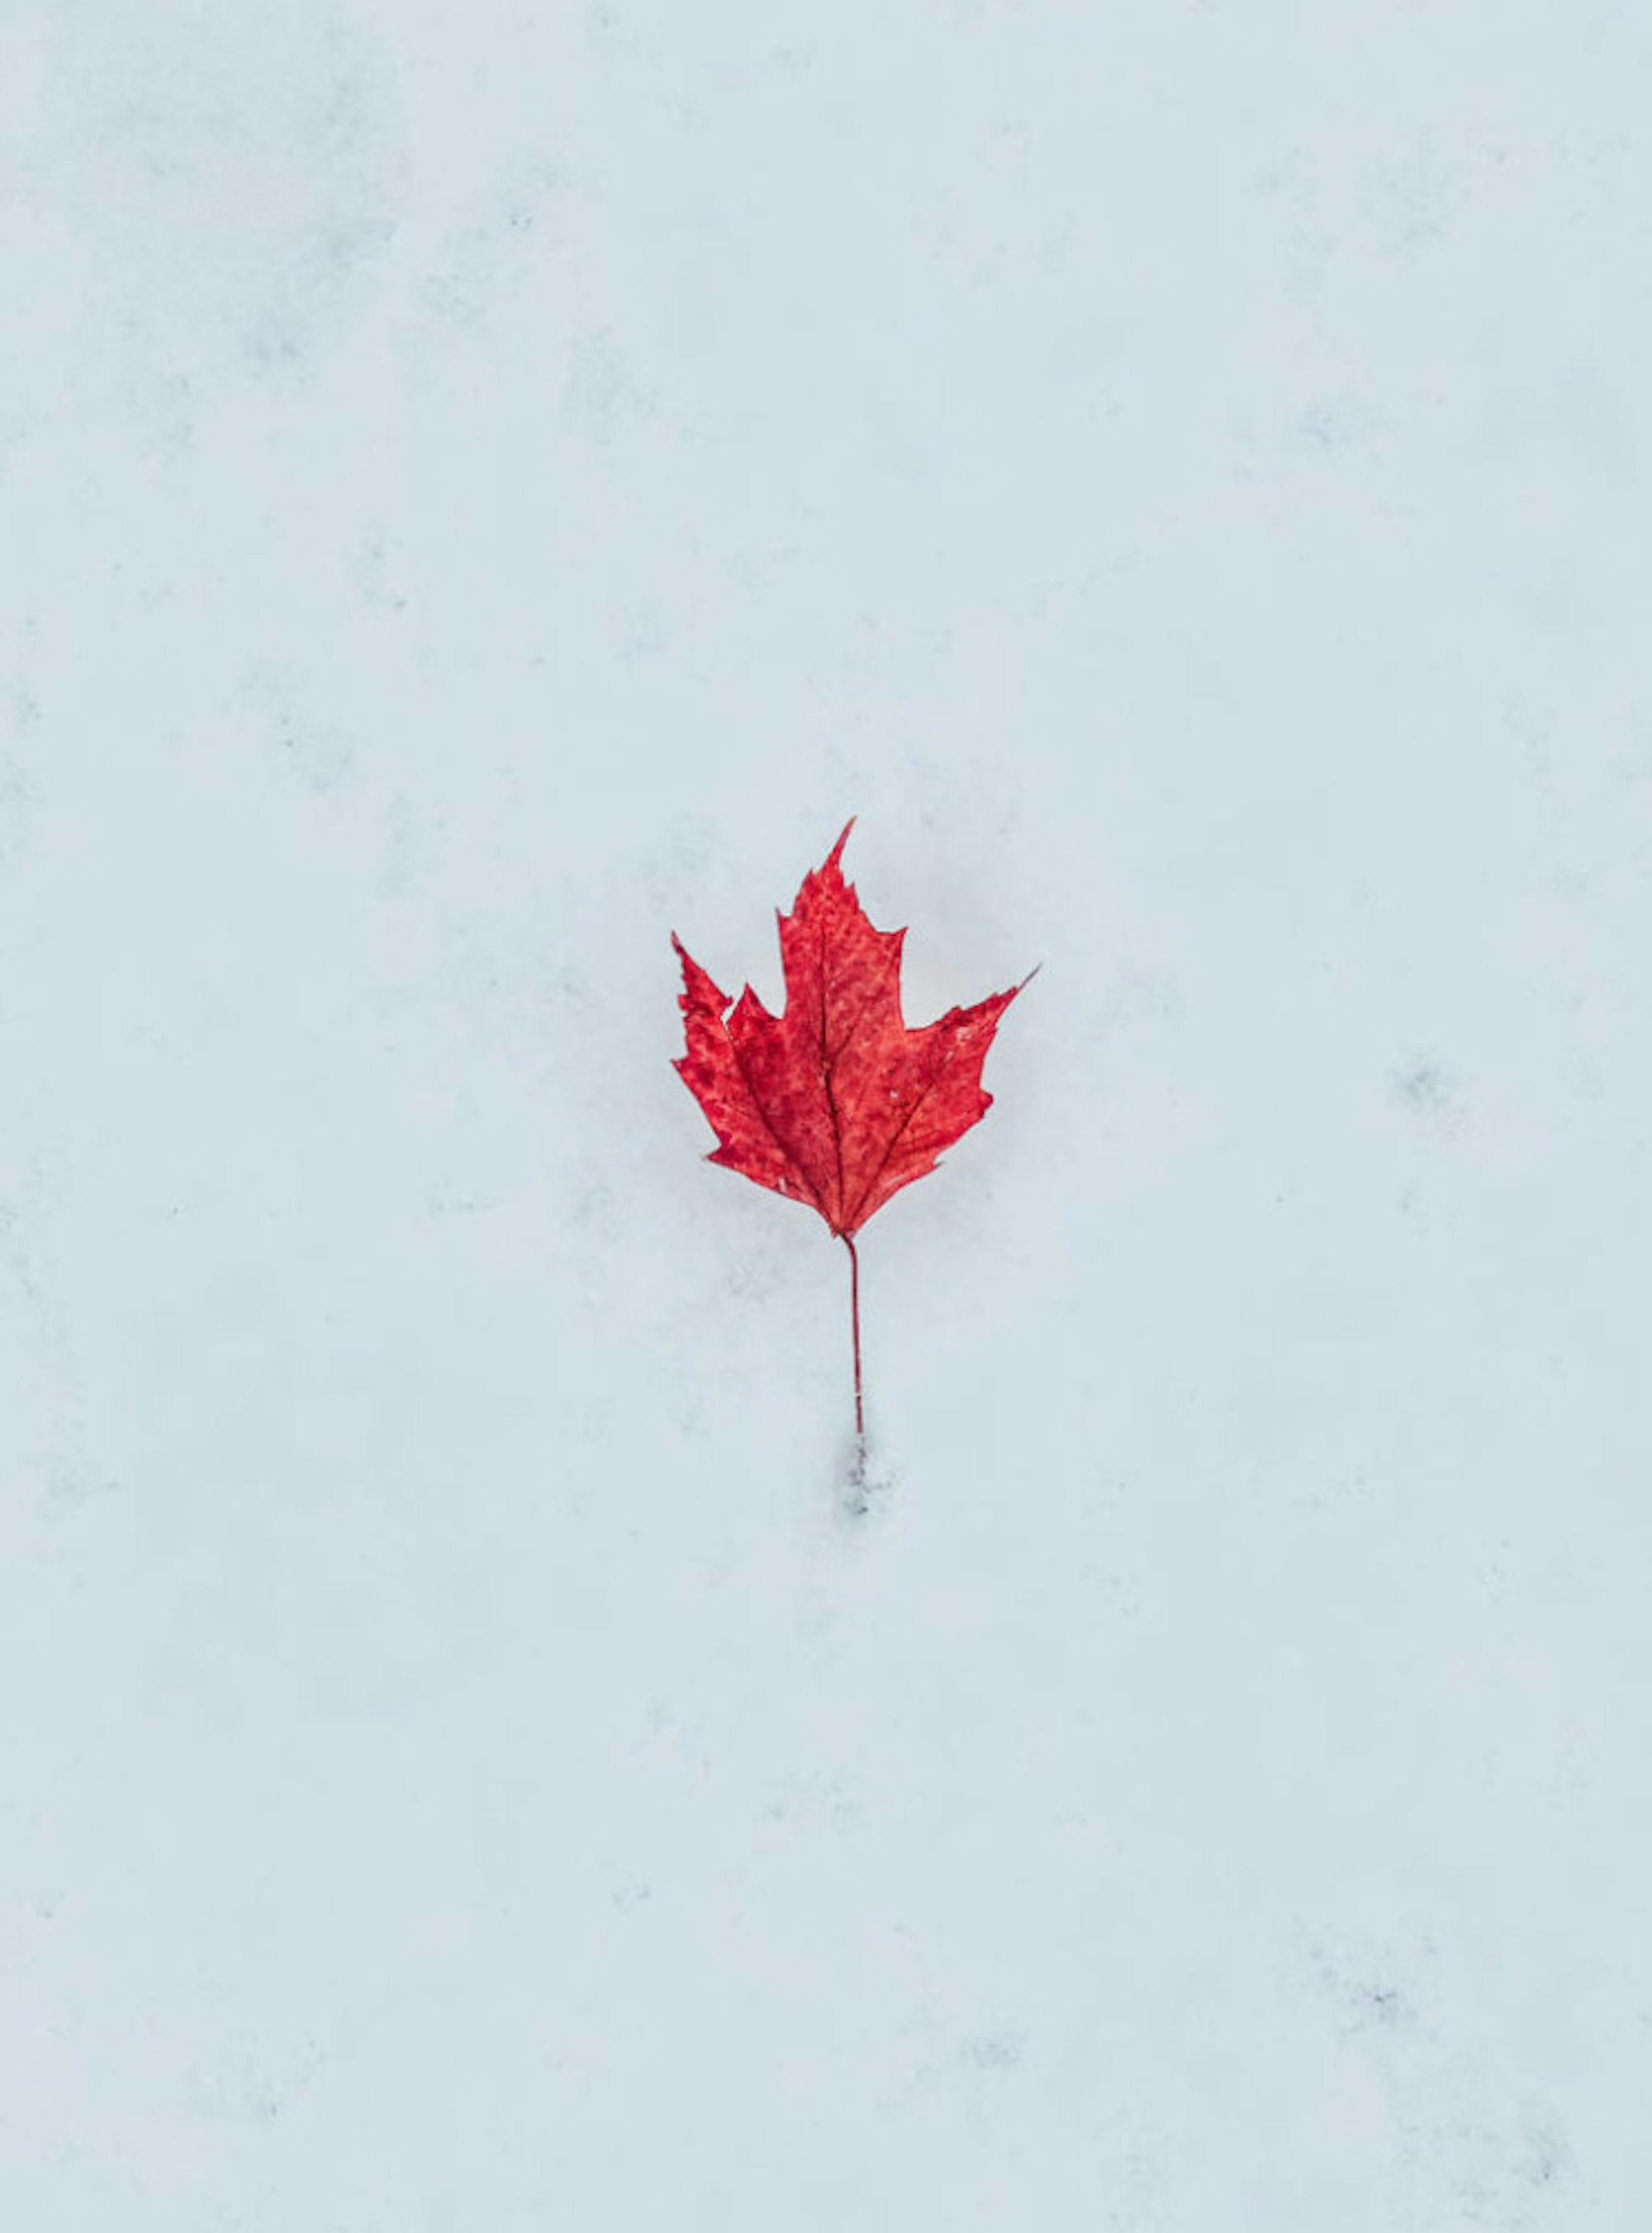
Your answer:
672,820 -> 1026,1444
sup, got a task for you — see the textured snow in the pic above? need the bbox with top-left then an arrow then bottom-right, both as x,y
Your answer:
3,2 -> 1650,2225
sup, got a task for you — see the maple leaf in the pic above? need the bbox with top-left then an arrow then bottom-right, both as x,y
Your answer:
671,820 -> 1026,1447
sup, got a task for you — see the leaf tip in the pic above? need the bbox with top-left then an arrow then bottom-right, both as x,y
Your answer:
826,816 -> 856,870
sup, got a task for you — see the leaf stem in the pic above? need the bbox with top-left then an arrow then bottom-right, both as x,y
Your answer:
843,1233 -> 864,1441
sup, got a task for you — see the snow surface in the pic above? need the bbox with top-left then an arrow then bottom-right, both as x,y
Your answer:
4,3 -> 1650,2226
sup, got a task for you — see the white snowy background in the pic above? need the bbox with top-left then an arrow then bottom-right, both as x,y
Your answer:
3,3 -> 1650,2226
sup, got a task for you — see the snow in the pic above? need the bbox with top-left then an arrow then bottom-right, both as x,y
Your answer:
3,2 -> 1650,2224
